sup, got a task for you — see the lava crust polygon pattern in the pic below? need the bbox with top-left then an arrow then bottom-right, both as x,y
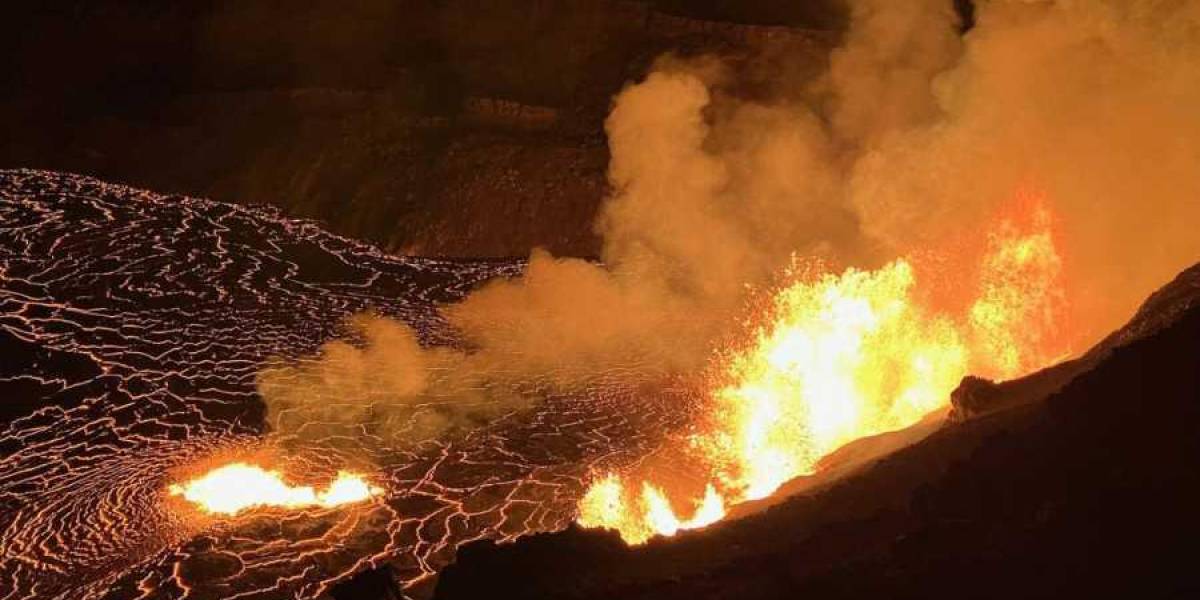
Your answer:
0,171 -> 690,599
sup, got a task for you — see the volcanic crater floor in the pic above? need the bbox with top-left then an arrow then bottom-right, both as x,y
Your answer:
0,170 -> 694,600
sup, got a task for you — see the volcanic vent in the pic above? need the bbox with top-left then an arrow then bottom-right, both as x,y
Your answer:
433,260 -> 1200,600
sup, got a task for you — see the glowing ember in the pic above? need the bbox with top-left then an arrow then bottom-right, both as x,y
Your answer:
703,259 -> 969,501
168,463 -> 383,515
968,206 -> 1068,379
577,475 -> 726,544
579,209 -> 1069,544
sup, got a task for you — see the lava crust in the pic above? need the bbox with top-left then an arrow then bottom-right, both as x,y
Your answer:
0,170 -> 693,599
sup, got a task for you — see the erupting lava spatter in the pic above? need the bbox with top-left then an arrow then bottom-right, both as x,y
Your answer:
579,207 -> 1070,544
169,463 -> 382,515
968,205 -> 1068,379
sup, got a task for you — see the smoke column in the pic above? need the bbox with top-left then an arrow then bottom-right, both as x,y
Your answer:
260,0 -> 1200,445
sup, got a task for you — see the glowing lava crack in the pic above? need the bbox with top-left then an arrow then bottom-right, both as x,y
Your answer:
0,170 -> 683,600
169,463 -> 382,515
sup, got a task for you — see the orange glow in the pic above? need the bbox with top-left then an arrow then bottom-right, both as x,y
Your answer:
968,205 -> 1069,379
168,462 -> 382,515
702,260 -> 968,501
578,204 -> 1069,544
577,474 -> 726,544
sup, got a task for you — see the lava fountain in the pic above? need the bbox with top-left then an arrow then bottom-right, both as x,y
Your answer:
579,201 -> 1071,544
169,463 -> 383,516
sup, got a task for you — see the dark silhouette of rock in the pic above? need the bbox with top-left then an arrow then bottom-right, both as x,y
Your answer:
330,565 -> 405,600
948,375 -> 999,420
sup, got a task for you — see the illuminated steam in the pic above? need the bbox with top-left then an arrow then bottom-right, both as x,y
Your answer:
257,0 -> 1200,503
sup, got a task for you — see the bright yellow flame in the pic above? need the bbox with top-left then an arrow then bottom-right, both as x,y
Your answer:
968,208 -> 1067,379
704,260 -> 968,500
579,209 -> 1068,544
168,462 -> 382,515
577,474 -> 725,545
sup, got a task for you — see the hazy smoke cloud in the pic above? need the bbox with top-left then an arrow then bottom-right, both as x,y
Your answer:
258,313 -> 526,445
261,0 -> 1200,444
848,0 -> 1200,334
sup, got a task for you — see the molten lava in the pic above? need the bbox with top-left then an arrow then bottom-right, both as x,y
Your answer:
169,463 -> 382,515
578,475 -> 726,543
578,207 -> 1070,544
968,206 -> 1068,379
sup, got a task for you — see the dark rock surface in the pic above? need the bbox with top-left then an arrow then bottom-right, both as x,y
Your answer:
330,564 -> 405,600
432,261 -> 1200,600
2,1 -> 841,258
947,375 -> 1000,420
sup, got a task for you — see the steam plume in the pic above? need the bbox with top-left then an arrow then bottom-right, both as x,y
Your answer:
260,0 -> 1200,444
